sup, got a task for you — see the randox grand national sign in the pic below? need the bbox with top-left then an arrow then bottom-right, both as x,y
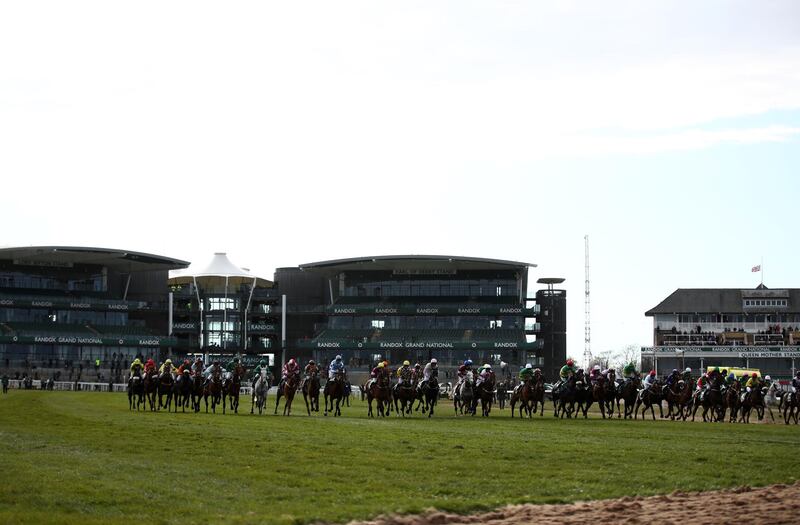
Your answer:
641,346 -> 800,359
0,335 -> 177,347
298,340 -> 542,350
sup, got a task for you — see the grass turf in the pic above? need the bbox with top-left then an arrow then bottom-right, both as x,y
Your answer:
0,391 -> 797,525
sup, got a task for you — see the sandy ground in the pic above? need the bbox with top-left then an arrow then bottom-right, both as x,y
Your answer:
346,482 -> 800,525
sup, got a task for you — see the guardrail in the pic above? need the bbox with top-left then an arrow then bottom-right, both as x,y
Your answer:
7,379 -> 259,395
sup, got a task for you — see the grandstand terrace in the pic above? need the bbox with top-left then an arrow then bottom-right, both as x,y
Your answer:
0,246 -> 188,382
642,285 -> 800,379
278,255 -> 564,379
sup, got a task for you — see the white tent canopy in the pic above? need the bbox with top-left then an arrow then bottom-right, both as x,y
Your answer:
168,253 -> 272,288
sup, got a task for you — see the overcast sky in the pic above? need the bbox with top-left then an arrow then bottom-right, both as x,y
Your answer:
2,1 -> 799,358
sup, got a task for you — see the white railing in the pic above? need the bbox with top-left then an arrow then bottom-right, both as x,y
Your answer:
656,322 -> 789,334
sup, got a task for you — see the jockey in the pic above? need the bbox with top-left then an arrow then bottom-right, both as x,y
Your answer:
304,360 -> 319,377
205,360 -> 222,379
622,362 -> 637,381
642,370 -> 657,390
588,365 -> 602,384
224,357 -> 242,384
158,358 -> 176,379
366,361 -> 385,389
422,358 -> 438,383
457,359 -> 473,385
396,360 -> 413,388
251,359 -> 270,388
681,367 -> 692,383
281,358 -> 301,387
665,369 -> 680,386
725,372 -> 737,387
792,371 -> 800,393
554,358 -> 576,391
176,358 -> 191,375
739,373 -> 750,387
519,363 -> 535,383
745,372 -> 761,393
144,358 -> 157,375
708,366 -> 723,383
129,358 -> 144,379
476,364 -> 494,387
191,357 -> 204,376
328,355 -> 346,381
695,373 -> 708,394
412,363 -> 423,384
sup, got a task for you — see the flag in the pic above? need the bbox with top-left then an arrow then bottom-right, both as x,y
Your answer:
751,265 -> 761,272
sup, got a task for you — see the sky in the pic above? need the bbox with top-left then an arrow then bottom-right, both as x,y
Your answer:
1,1 -> 799,359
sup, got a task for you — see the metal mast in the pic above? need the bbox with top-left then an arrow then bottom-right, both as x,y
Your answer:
584,235 -> 592,368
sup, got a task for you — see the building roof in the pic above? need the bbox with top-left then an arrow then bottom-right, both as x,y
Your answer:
169,253 -> 272,287
645,287 -> 800,315
0,246 -> 189,272
299,255 -> 535,274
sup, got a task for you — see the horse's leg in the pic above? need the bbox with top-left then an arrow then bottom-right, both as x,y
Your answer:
274,389 -> 281,415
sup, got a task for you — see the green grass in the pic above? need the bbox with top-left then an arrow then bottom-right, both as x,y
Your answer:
0,391 -> 798,525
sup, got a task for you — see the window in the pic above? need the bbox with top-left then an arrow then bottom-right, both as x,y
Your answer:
371,319 -> 385,329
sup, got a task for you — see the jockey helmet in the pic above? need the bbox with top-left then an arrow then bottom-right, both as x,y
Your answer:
728,373 -> 735,380
684,367 -> 691,373
195,357 -> 202,362
713,366 -> 719,372
796,371 -> 800,377
233,357 -> 240,362
403,360 -> 410,366
765,375 -> 771,381
484,364 -> 491,369
309,360 -> 315,365
259,359 -> 266,366
133,358 -> 141,365
165,359 -> 172,364
213,360 -> 220,365
335,355 -> 342,361
525,363 -> 533,369
566,358 -> 574,366
672,369 -> 678,373
593,365 -> 601,371
414,363 -> 421,368
431,358 -> 438,364
288,358 -> 296,366
464,359 -> 473,366
534,368 -> 541,373
743,373 -> 750,378
752,372 -> 758,378
377,362 -> 384,368
383,360 -> 389,367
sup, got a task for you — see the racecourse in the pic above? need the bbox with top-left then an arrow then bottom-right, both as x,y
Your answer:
0,391 -> 798,525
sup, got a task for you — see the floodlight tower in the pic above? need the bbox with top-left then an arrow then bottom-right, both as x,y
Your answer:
584,235 -> 592,369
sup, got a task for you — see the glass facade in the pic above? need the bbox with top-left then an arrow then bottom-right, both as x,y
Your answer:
0,269 -> 105,292
337,270 -> 519,298
329,315 -> 523,330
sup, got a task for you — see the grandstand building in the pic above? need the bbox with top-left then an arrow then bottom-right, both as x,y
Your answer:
275,255 -> 566,380
168,253 -> 280,367
642,285 -> 800,379
0,246 -> 188,380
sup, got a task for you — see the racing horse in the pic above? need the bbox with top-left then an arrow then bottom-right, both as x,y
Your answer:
143,370 -> 158,411
127,373 -> 145,411
616,375 -> 641,419
191,372 -> 204,413
274,371 -> 300,416
222,364 -> 244,414
634,379 -> 664,420
418,376 -> 439,418
173,369 -> 193,412
495,380 -> 509,410
324,371 -> 346,417
691,376 -> 723,422
250,369 -> 270,415
157,371 -> 174,411
739,383 -> 773,423
203,370 -> 223,413
475,373 -> 495,417
663,378 -> 692,420
453,371 -> 475,416
393,378 -> 417,417
782,387 -> 800,424
591,375 -> 613,419
301,369 -> 321,416
366,372 -> 392,418
720,380 -> 741,423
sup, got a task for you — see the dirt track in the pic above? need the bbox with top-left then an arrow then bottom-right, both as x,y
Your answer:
346,482 -> 800,525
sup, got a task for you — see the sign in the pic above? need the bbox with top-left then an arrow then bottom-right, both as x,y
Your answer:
738,352 -> 800,358
643,346 -> 800,358
325,305 -> 537,316
304,340 -> 541,351
248,324 -> 277,332
0,296 -> 146,311
0,335 -> 177,347
392,269 -> 457,275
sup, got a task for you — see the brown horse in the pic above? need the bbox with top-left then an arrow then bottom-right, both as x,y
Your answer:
591,376 -> 612,419
691,377 -> 723,422
721,381 -> 741,423
223,365 -> 244,414
143,370 -> 158,411
324,371 -> 346,417
275,372 -> 300,416
663,379 -> 692,420
476,374 -> 495,417
367,373 -> 392,417
783,390 -> 800,424
393,379 -> 417,417
418,377 -> 439,418
127,374 -> 145,411
510,373 -> 544,418
157,372 -> 174,411
191,373 -> 204,412
739,384 -> 770,423
302,371 -> 321,416
173,370 -> 192,412
616,376 -> 641,419
203,371 -> 223,413
634,379 -> 664,420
